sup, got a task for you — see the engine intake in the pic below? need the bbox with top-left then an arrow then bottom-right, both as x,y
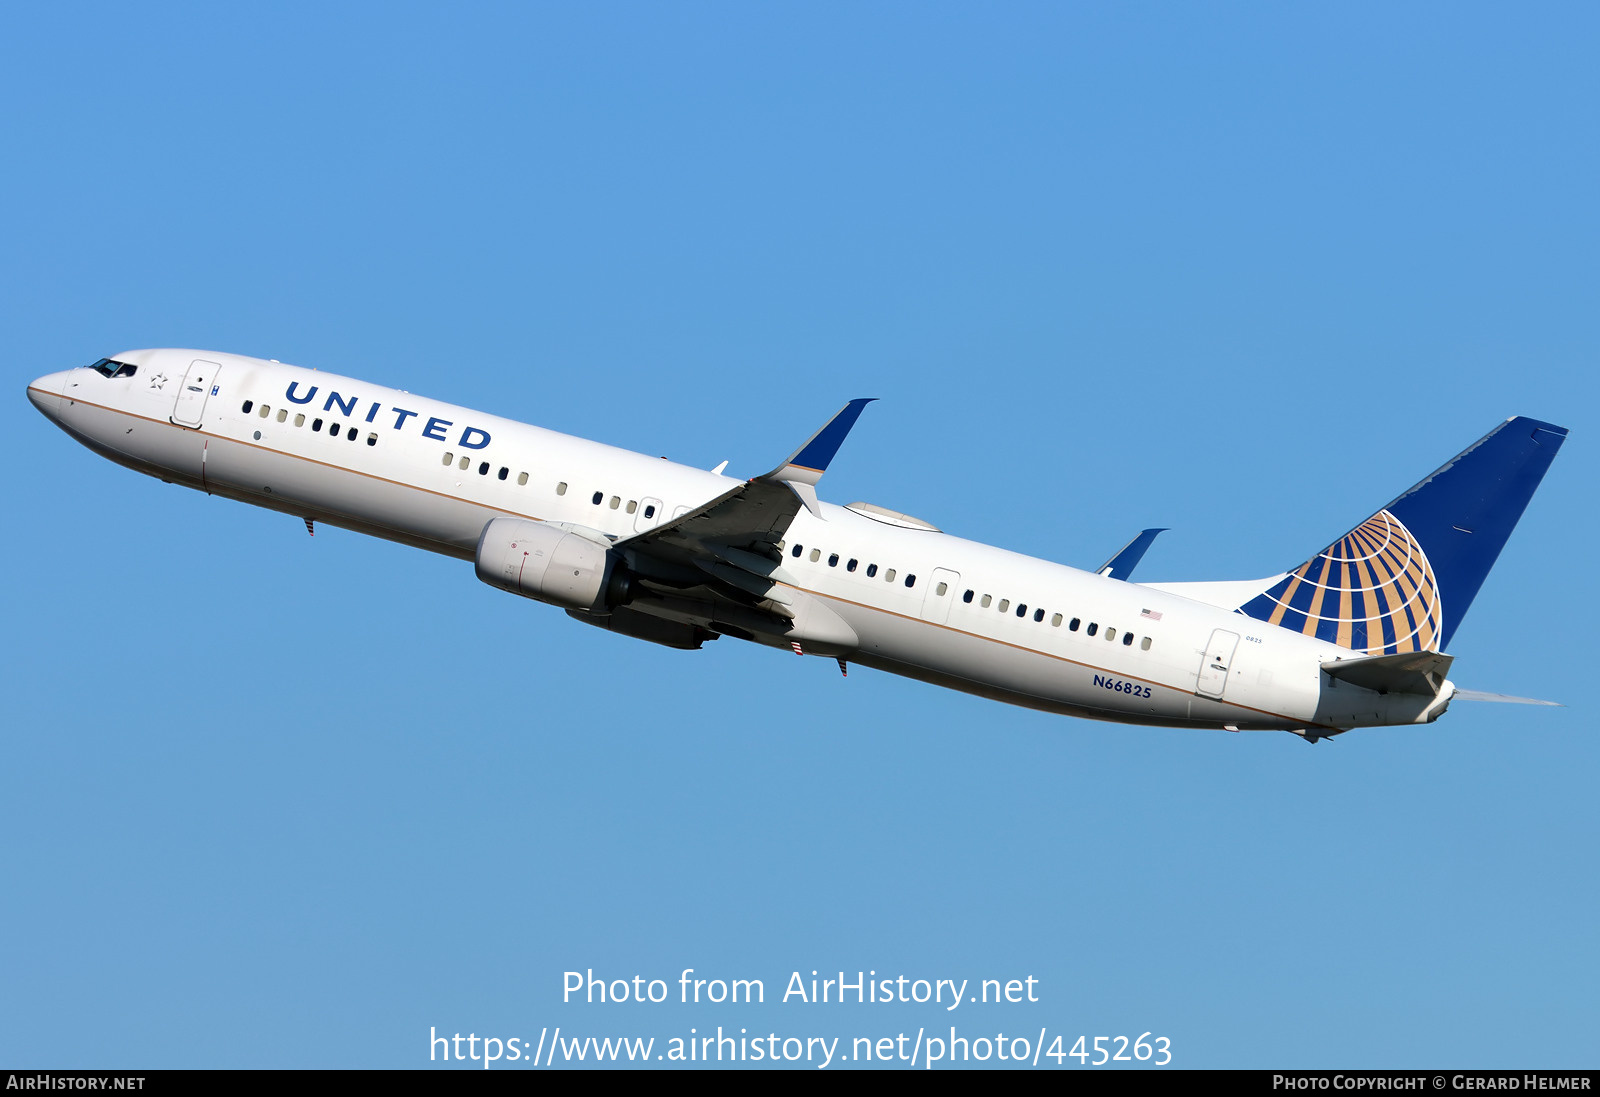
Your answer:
475,517 -> 628,613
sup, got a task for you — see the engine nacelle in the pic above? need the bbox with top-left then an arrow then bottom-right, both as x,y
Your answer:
475,517 -> 626,613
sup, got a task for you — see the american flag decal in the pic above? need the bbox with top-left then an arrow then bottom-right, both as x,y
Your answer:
1141,608 -> 1163,621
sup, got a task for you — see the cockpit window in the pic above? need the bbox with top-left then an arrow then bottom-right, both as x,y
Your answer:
87,358 -> 137,379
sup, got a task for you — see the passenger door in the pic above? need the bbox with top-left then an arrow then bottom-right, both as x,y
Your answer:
1196,628 -> 1240,698
171,359 -> 220,428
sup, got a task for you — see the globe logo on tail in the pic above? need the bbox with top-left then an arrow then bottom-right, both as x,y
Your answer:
1253,510 -> 1442,655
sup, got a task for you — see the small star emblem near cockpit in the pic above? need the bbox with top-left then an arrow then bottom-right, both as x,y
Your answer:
148,373 -> 168,390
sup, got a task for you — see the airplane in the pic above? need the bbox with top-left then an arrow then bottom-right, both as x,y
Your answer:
27,349 -> 1568,742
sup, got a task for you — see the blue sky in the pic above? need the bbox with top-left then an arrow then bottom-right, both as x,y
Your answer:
3,2 -> 1595,1069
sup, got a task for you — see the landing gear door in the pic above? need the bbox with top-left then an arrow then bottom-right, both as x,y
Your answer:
1196,628 -> 1240,698
172,359 -> 221,428
920,568 -> 961,625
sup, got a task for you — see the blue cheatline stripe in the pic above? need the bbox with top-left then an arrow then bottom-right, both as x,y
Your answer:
788,398 -> 876,473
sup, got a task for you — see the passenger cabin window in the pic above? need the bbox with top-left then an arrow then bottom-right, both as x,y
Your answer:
626,500 -> 637,514
792,544 -> 803,558
1016,604 -> 1027,617
498,467 -> 509,480
1086,622 -> 1098,636
998,599 -> 1010,612
1140,637 -> 1152,651
644,504 -> 656,518
828,554 -> 839,567
1105,628 -> 1116,642
242,400 -> 253,413
330,421 -> 341,434
847,559 -> 858,572
592,492 -> 603,505
981,594 -> 992,608
347,427 -> 358,441
1070,618 -> 1081,631
312,418 -> 324,431
366,433 -> 377,446
479,462 -> 490,475
276,409 -> 288,423
609,495 -> 621,509
1034,608 -> 1045,622
885,569 -> 896,582
459,456 -> 470,471
936,582 -> 948,596
866,564 -> 878,577
1051,613 -> 1063,626
1123,632 -> 1134,646
518,472 -> 529,486
294,413 -> 305,427
443,452 -> 454,466
259,405 -> 270,418
556,482 -> 567,495
809,549 -> 821,562
905,574 -> 916,588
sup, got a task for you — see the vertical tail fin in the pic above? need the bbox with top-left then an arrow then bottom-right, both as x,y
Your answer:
1238,416 -> 1567,653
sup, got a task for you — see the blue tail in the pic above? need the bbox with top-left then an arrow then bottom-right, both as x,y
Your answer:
1238,417 -> 1568,654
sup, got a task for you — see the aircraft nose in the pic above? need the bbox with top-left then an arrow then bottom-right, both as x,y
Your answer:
27,371 -> 68,419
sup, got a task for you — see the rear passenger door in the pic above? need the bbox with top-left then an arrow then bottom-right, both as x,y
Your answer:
1196,628 -> 1240,698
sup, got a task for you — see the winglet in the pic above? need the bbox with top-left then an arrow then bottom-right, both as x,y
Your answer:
1096,528 -> 1168,581
764,398 -> 876,487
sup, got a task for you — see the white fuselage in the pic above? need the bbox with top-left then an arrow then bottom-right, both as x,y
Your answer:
28,349 -> 1452,736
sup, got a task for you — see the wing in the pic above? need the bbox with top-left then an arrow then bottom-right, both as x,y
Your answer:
620,398 -> 872,560
608,399 -> 874,650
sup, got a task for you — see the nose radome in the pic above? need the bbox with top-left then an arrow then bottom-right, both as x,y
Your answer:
27,371 -> 68,418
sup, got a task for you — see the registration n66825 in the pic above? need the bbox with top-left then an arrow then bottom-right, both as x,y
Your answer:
1092,674 -> 1152,700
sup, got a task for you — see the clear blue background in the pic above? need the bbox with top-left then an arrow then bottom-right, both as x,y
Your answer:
3,2 -> 1594,1069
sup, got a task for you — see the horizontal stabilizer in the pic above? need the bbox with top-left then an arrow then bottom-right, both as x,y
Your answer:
1323,651 -> 1453,696
1097,528 -> 1168,581
1452,688 -> 1562,706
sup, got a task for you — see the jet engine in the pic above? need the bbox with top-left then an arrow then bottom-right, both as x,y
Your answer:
474,517 -> 631,613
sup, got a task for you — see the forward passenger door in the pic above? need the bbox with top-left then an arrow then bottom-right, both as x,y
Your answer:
171,359 -> 220,428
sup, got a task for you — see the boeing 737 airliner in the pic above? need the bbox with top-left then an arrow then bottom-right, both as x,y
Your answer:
27,349 -> 1568,741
